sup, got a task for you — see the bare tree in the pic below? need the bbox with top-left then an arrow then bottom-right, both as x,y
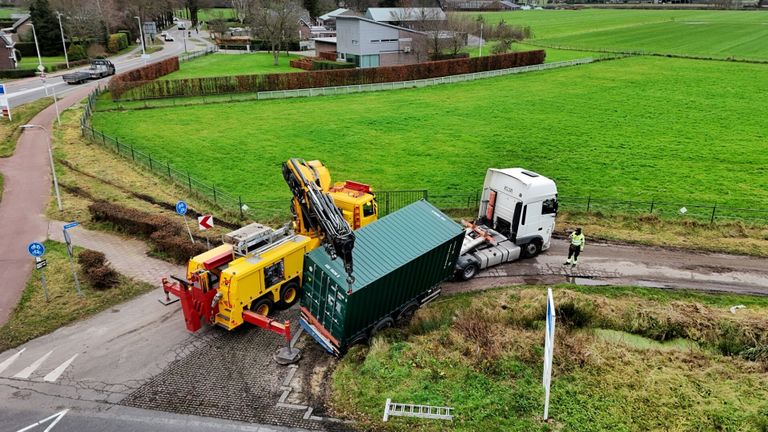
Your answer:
247,0 -> 304,65
390,7 -> 446,59
51,0 -> 104,42
230,0 -> 251,23
443,12 -> 471,57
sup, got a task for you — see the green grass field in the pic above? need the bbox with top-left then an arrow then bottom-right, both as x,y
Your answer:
163,52 -> 301,79
92,56 -> 768,210
474,10 -> 768,60
0,7 -> 25,19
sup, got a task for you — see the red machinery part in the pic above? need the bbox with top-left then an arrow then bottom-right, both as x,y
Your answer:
242,310 -> 292,345
161,277 -> 219,333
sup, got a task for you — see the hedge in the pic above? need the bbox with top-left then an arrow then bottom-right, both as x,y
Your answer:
0,69 -> 36,79
311,60 -> 355,71
108,57 -> 180,98
107,33 -> 129,53
88,200 -> 208,264
112,50 -> 545,100
78,250 -> 119,290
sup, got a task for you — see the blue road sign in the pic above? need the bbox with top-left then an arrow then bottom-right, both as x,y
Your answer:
28,242 -> 45,257
63,221 -> 79,230
0,84 -> 5,95
176,200 -> 188,215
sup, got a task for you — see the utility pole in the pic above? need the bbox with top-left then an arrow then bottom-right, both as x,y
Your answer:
135,16 -> 146,57
55,12 -> 69,69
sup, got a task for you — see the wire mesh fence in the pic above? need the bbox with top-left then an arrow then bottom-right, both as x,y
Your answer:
81,86 -> 768,225
178,46 -> 219,63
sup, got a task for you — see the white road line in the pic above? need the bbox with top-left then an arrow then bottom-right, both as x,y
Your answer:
12,350 -> 53,379
43,354 -> 78,382
7,82 -> 67,99
15,409 -> 69,432
0,348 -> 26,375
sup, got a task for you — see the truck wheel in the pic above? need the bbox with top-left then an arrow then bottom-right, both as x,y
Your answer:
279,281 -> 300,308
251,298 -> 273,316
395,302 -> 419,326
523,240 -> 542,258
370,317 -> 394,338
459,263 -> 479,281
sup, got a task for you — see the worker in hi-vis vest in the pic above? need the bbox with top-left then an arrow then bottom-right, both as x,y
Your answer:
564,227 -> 585,266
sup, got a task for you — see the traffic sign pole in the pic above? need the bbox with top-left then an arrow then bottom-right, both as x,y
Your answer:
62,224 -> 82,296
36,257 -> 49,302
176,201 -> 194,243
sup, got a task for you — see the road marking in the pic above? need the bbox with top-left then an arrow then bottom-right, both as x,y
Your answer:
15,409 -> 68,432
7,82 -> 68,99
0,348 -> 26,374
12,350 -> 53,379
43,354 -> 78,382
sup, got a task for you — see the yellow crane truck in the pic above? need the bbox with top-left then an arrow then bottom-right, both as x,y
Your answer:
161,159 -> 376,336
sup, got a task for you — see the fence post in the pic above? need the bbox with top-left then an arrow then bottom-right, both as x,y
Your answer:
115,137 -> 120,154
587,195 -> 591,212
130,144 -> 135,161
149,154 -> 153,171
649,200 -> 654,214
101,131 -> 106,146
167,162 -> 171,179
423,190 -> 429,201
385,192 -> 390,216
213,185 -> 217,203
188,172 -> 192,194
239,196 -> 244,219
710,204 -> 717,224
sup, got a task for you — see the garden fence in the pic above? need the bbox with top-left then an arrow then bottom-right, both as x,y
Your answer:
81,87 -> 768,225
178,46 -> 219,63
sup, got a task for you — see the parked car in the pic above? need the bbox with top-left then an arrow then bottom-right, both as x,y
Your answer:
164,34 -> 175,42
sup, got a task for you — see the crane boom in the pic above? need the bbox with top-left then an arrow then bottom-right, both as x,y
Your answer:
282,158 -> 357,285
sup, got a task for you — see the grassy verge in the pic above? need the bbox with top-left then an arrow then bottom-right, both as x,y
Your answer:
0,241 -> 153,352
557,211 -> 768,257
0,97 -> 54,157
47,103 -> 237,239
332,285 -> 768,431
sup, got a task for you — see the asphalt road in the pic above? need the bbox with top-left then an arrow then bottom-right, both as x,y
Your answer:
4,24 -> 209,107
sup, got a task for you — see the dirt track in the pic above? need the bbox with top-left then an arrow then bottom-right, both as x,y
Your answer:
447,238 -> 768,296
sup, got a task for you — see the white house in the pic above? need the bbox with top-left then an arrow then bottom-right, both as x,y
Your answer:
335,15 -> 425,68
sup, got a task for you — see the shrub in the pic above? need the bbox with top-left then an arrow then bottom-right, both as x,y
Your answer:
107,33 -> 129,53
311,60 -> 355,70
78,250 -> 119,290
87,44 -> 107,59
0,69 -> 36,79
150,227 -> 208,264
67,44 -> 88,61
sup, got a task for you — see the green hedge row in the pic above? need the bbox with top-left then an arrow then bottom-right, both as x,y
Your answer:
112,50 -> 546,100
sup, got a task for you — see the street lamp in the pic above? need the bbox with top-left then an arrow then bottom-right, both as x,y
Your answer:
19,124 -> 62,212
55,12 -> 69,69
135,16 -> 146,57
29,24 -> 61,124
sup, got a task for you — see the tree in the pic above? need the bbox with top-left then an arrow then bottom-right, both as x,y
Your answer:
29,0 -> 64,56
186,0 -> 199,27
303,0 -> 319,19
247,0 -> 304,65
50,0 -> 105,44
230,0 -> 251,23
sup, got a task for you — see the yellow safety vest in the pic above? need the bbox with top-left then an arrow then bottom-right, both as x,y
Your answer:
570,233 -> 585,247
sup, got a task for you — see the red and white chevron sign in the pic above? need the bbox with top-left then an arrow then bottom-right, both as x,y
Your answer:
198,215 -> 214,230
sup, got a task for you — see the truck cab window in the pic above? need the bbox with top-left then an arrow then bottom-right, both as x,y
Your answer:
542,198 -> 558,215
363,201 -> 375,217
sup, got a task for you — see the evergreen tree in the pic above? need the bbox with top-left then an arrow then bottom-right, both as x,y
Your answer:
303,0 -> 319,19
29,0 -> 63,56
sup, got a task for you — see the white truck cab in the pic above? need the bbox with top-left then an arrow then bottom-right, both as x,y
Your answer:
455,168 -> 558,280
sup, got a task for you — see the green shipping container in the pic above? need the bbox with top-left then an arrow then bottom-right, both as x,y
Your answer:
300,200 -> 463,355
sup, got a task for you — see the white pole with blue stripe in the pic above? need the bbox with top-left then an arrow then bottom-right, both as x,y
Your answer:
543,287 -> 556,420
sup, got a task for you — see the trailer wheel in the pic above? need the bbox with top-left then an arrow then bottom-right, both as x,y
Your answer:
395,302 -> 419,326
459,263 -> 479,281
370,317 -> 394,338
279,281 -> 300,308
523,240 -> 542,258
251,298 -> 273,316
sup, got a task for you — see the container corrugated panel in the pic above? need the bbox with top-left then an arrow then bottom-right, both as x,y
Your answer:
301,200 -> 463,353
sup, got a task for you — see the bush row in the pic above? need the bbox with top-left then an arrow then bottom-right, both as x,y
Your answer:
0,68 -> 36,79
88,200 -> 208,264
312,60 -> 355,71
111,50 -> 545,100
109,57 -> 180,98
77,250 -> 119,290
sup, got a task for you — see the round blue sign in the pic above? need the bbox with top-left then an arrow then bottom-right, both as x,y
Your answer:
28,242 -> 45,257
175,200 -> 188,215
